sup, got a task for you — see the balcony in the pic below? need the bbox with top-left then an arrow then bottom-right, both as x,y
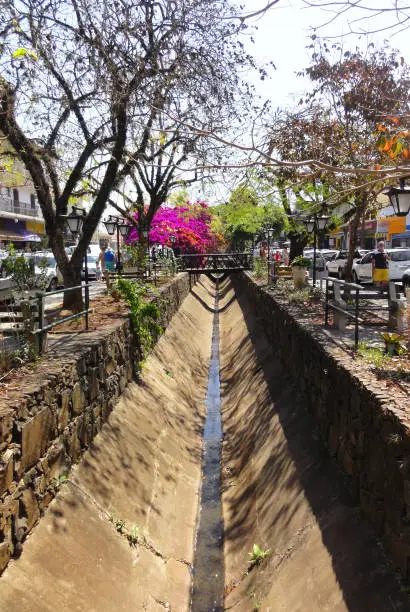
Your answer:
0,194 -> 42,218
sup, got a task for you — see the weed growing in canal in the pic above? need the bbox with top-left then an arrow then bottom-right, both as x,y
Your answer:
249,544 -> 270,566
108,514 -> 127,534
127,524 -> 143,546
108,515 -> 144,547
51,474 -> 69,490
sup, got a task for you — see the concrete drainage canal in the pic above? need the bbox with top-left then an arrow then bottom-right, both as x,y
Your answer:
0,276 -> 408,611
191,277 -> 224,611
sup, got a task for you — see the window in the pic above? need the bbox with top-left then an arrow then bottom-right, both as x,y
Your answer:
30,194 -> 36,209
361,253 -> 373,263
389,250 -> 410,262
12,189 -> 19,203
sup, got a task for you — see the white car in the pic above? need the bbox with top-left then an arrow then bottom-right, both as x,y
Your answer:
352,248 -> 410,284
327,249 -> 368,279
34,253 -> 63,291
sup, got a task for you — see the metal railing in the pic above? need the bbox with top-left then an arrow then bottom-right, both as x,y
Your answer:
0,194 -> 41,218
31,283 -> 92,353
325,278 -> 361,349
324,278 -> 406,350
177,252 -> 253,271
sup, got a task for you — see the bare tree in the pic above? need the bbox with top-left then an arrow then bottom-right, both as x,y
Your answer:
0,0 -> 255,308
303,0 -> 410,36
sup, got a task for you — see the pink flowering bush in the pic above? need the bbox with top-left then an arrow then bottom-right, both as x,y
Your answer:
127,201 -> 225,254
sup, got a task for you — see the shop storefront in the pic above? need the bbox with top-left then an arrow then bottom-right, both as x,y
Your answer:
377,216 -> 408,247
0,217 -> 44,249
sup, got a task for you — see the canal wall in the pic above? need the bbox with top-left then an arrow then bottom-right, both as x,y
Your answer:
231,271 -> 410,580
0,273 -> 191,574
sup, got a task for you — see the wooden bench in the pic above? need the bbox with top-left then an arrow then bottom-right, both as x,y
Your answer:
272,263 -> 293,283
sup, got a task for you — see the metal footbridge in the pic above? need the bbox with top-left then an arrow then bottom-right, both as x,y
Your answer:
177,253 -> 252,277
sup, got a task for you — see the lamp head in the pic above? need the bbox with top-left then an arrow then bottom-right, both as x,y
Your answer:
65,206 -> 85,236
304,219 -> 315,234
386,185 -> 410,217
317,215 -> 330,231
118,222 -> 130,238
104,218 -> 116,235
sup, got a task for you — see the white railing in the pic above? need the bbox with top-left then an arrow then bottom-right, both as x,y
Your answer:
0,194 -> 41,218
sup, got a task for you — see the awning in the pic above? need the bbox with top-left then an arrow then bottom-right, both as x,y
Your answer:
391,231 -> 410,240
0,229 -> 41,242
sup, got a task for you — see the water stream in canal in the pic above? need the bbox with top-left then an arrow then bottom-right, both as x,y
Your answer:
191,279 -> 224,611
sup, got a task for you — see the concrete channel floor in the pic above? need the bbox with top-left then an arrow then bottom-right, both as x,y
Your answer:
0,276 -> 408,611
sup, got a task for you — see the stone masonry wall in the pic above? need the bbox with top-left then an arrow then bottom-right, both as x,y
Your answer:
0,273 -> 190,573
233,272 -> 410,579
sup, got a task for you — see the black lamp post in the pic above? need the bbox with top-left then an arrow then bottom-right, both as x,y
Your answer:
385,179 -> 410,217
61,205 -> 89,326
103,215 -> 130,272
140,228 -> 149,262
63,206 -> 88,283
304,215 -> 330,286
264,227 -> 274,284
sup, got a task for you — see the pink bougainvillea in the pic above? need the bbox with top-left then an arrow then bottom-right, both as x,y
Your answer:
127,201 -> 225,254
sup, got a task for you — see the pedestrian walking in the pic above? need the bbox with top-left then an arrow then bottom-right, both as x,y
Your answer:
281,246 -> 289,266
371,241 -> 390,294
98,245 -> 116,274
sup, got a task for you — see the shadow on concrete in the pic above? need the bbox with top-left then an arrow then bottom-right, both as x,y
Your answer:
220,276 -> 408,610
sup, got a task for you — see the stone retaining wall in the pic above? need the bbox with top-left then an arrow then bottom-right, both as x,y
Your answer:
233,272 -> 410,579
0,273 -> 190,572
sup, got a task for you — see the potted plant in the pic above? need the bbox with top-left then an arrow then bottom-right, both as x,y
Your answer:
291,255 -> 311,289
380,332 -> 408,356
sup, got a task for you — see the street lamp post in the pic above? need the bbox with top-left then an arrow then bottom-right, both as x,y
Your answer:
62,205 -> 89,326
169,234 -> 177,273
265,227 -> 274,284
304,215 -> 330,286
103,215 -> 130,272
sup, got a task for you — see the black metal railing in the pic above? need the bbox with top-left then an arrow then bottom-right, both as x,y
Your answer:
177,252 -> 252,272
31,283 -> 92,353
324,278 -> 406,350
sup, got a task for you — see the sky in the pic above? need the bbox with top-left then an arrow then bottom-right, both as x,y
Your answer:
199,0 -> 410,204
237,0 -> 410,109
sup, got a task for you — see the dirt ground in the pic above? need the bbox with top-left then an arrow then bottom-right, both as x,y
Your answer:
47,294 -> 129,333
219,278 -> 408,611
0,280 -> 214,612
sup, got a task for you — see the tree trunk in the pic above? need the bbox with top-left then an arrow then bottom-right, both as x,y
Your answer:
345,197 -> 366,282
50,235 -> 84,312
61,266 -> 83,312
289,232 -> 307,261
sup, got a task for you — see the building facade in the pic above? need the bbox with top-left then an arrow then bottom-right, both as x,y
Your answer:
0,137 -> 45,249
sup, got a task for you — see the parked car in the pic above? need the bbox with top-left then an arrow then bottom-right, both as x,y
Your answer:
34,253 -> 63,291
320,249 -> 339,261
327,249 -> 368,279
81,254 -> 99,280
304,252 -> 327,272
352,248 -> 410,283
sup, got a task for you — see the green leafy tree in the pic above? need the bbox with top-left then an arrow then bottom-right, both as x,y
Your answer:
215,185 -> 287,249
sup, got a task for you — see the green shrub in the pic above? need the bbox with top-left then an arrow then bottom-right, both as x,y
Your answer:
116,277 -> 162,360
